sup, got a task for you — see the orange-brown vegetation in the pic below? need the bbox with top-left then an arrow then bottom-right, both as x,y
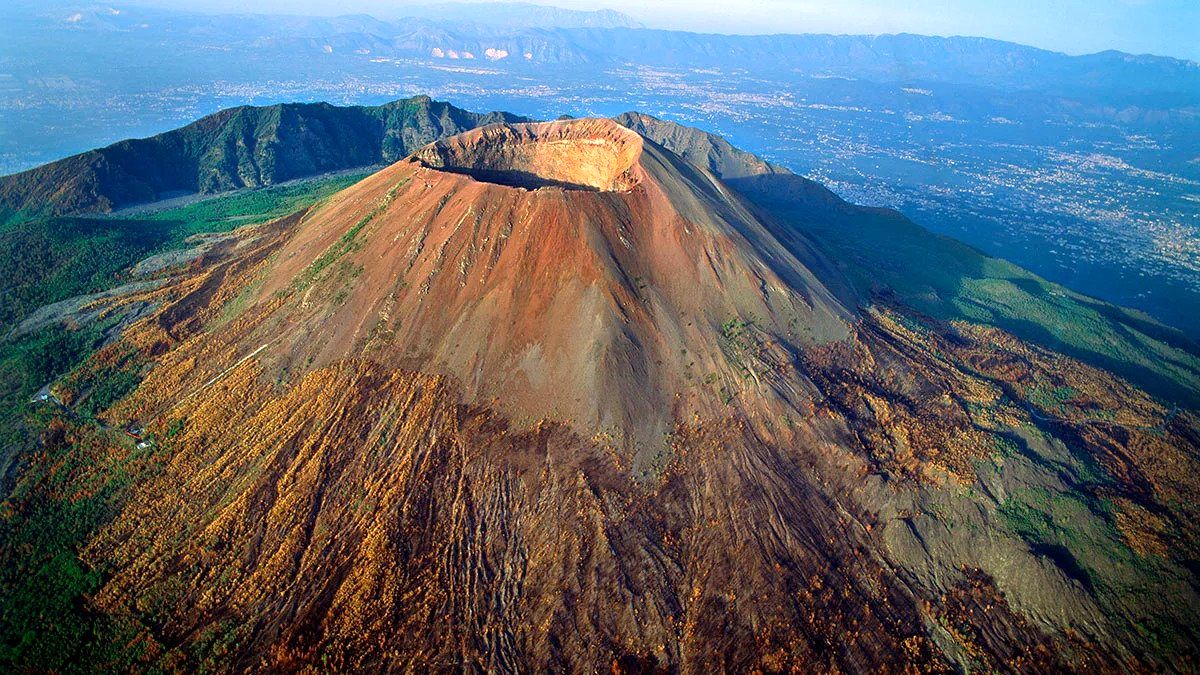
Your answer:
23,119 -> 1198,671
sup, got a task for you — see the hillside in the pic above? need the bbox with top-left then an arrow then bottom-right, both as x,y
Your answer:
614,113 -> 1200,409
0,96 -> 526,218
1,117 -> 1197,671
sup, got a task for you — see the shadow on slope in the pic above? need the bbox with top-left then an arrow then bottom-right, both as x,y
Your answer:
430,166 -> 601,191
728,173 -> 1200,408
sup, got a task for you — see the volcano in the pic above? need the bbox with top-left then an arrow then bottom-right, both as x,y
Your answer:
26,117 -> 1200,671
173,119 -> 851,461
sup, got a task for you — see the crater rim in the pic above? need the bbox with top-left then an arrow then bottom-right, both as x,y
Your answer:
411,119 -> 644,192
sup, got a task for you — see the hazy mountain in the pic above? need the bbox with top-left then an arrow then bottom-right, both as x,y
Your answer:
395,2 -> 642,29
6,4 -> 1195,99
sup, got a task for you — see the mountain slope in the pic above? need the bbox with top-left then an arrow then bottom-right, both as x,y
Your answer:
614,112 -> 1200,409
612,112 -> 792,180
131,118 -> 852,459
0,117 -> 1191,671
1,115 -> 1198,671
0,96 -> 527,218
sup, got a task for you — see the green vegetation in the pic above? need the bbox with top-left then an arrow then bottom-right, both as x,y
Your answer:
0,171 -> 365,337
989,435 -> 1020,459
718,316 -> 770,388
737,177 -> 1200,407
0,95 -> 523,219
0,321 -> 115,462
998,491 -> 1094,554
0,172 -> 362,430
990,483 -> 1191,658
292,178 -> 405,293
0,411 -> 171,671
72,346 -> 147,420
1027,385 -> 1080,416
0,217 -> 171,331
138,170 -> 368,239
0,172 -> 361,464
720,317 -> 751,343
995,485 -> 1176,636
0,174 -> 372,671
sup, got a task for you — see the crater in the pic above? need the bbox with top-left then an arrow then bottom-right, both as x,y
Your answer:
412,119 -> 643,192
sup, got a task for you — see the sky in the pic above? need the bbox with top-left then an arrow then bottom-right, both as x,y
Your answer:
126,0 -> 1200,61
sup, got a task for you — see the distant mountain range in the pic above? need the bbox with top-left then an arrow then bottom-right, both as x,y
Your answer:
8,3 -> 1197,99
394,2 -> 643,29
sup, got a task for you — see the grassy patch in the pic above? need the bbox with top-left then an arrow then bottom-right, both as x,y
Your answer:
996,485 -> 1146,601
0,174 -> 372,670
719,317 -> 767,383
291,179 -> 405,294
142,171 -> 369,239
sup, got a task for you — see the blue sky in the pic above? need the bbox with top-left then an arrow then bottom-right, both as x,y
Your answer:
133,0 -> 1200,61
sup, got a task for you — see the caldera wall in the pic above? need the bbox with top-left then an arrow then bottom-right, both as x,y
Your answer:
412,119 -> 644,191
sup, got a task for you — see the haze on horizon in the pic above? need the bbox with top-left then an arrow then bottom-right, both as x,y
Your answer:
121,0 -> 1200,61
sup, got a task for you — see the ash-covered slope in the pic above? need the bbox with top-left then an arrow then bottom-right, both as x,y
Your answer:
151,118 -> 852,461
612,111 -> 793,180
613,111 -> 1200,407
31,118 -> 1200,672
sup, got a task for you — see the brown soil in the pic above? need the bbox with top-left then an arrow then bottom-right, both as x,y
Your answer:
44,119 -> 1200,672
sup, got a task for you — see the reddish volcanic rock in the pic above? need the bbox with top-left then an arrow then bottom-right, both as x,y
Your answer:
234,118 -> 851,460
61,118 -> 1200,672
412,118 -> 645,191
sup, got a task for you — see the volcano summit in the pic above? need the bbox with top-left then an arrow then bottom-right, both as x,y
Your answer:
6,113 -> 1200,672
412,119 -> 644,191
229,119 -> 851,462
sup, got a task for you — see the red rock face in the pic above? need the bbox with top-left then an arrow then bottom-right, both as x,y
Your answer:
236,119 -> 852,460
63,119 -> 1200,671
412,119 -> 645,191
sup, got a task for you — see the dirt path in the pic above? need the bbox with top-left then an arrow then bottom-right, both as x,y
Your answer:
163,340 -> 277,418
